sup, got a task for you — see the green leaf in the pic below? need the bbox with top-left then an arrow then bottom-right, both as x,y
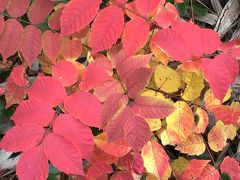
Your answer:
48,163 -> 60,175
193,1 -> 208,16
48,174 -> 57,180
220,173 -> 231,180
176,3 -> 186,17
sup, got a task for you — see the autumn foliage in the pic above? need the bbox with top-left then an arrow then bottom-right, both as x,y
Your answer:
0,0 -> 239,179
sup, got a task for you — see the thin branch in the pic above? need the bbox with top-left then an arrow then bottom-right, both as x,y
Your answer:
109,0 -> 161,29
190,0 -> 195,23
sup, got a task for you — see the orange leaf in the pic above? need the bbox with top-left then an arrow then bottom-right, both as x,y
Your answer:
95,133 -> 131,157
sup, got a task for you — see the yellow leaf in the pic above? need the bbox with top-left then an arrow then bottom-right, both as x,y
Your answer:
170,157 -> 189,178
166,101 -> 194,143
224,123 -> 237,140
208,121 -> 228,152
194,108 -> 209,134
175,133 -> 206,156
141,89 -> 165,99
154,64 -> 181,93
146,119 -> 162,131
162,164 -> 172,180
158,129 -> 174,146
181,71 -> 204,101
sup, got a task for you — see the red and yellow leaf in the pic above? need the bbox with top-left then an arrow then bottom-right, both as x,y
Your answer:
141,141 -> 169,178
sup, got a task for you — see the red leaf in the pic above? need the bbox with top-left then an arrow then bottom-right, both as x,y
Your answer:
124,115 -> 151,149
79,65 -> 112,91
0,86 -> 4,95
44,133 -> 84,175
52,60 -> 78,87
28,76 -> 67,106
117,54 -> 152,82
126,67 -> 153,98
196,164 -> 220,180
0,19 -> 23,60
101,93 -> 128,127
60,0 -> 101,36
53,114 -> 94,160
202,54 -> 239,101
111,172 -> 133,180
172,21 -> 220,57
132,96 -> 176,118
94,79 -> 123,102
11,99 -> 55,126
10,65 -> 28,87
7,0 -> 30,17
87,163 -> 113,179
19,25 -> 42,67
64,92 -> 101,127
27,0 -> 54,24
0,123 -> 44,152
48,6 -> 63,31
89,6 -> 124,54
90,56 -> 113,74
42,30 -> 61,63
154,3 -> 179,28
152,21 -> 220,61
0,16 -> 4,35
132,153 -> 144,174
135,0 -> 160,15
220,156 -> 240,180
152,28 -> 190,61
0,0 -> 9,12
122,17 -> 150,57
16,145 -> 48,180
107,106 -> 133,142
